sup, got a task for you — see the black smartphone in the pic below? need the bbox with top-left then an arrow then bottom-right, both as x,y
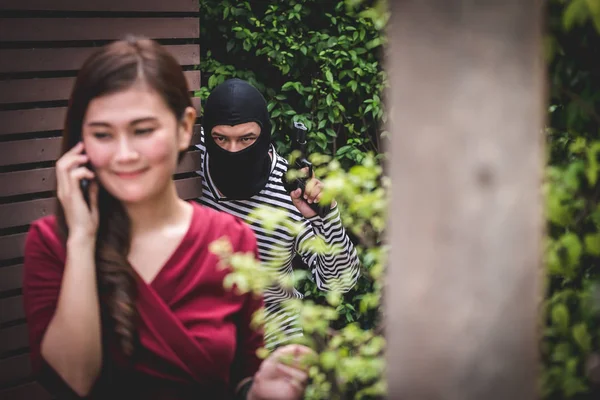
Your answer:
80,175 -> 91,207
79,151 -> 93,208
66,138 -> 93,207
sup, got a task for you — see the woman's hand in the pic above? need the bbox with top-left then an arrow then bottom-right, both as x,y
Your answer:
248,344 -> 314,400
55,142 -> 99,239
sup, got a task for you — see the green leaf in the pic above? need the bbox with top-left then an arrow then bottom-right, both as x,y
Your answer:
563,0 -> 589,31
325,70 -> 334,84
349,80 -> 358,92
551,304 -> 570,334
208,74 -> 218,89
585,233 -> 600,255
560,232 -> 582,269
572,323 -> 592,352
552,342 -> 572,362
320,351 -> 337,371
586,0 -> 600,32
226,40 -> 235,53
569,137 -> 587,154
586,142 -> 600,185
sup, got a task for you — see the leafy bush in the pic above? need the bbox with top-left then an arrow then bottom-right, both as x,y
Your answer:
210,153 -> 388,399
199,1 -> 388,398
199,0 -> 600,398
198,0 -> 387,166
541,1 -> 600,398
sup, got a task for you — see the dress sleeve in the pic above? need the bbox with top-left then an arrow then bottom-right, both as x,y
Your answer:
22,218 -> 65,375
230,224 -> 265,389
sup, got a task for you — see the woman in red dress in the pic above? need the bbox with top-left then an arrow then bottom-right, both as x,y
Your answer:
22,37 -> 311,400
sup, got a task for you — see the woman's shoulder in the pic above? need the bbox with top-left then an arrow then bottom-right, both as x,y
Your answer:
24,215 -> 66,267
27,215 -> 62,244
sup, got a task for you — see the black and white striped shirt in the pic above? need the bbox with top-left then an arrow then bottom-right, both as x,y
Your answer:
194,135 -> 360,347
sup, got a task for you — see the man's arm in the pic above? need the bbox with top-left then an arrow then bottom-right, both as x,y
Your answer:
294,205 -> 361,292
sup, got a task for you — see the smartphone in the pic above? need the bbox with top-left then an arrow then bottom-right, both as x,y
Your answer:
79,150 -> 93,208
66,139 -> 93,208
80,175 -> 91,207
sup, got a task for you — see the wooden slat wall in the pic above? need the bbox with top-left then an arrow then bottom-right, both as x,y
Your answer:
0,1 -> 200,398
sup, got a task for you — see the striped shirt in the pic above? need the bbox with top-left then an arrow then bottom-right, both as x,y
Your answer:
194,134 -> 360,347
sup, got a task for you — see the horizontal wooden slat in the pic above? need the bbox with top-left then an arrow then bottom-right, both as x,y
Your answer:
177,149 -> 202,174
0,264 -> 23,292
0,0 -> 198,12
0,18 -> 199,42
0,168 -> 55,197
0,382 -> 52,400
0,138 -> 61,167
0,198 -> 55,231
0,353 -> 31,386
0,296 -> 24,324
0,71 -> 200,104
0,45 -> 200,73
0,124 -> 201,169
0,97 -> 200,136
0,233 -> 27,261
0,154 -> 201,230
0,323 -> 28,354
175,176 -> 203,200
0,108 -> 65,137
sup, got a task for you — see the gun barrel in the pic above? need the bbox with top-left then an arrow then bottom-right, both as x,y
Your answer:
293,121 -> 307,145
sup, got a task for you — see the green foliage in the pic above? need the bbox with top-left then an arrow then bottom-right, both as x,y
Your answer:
211,153 -> 387,399
200,1 -> 388,398
198,0 -> 387,166
543,1 -> 600,398
199,0 -> 600,398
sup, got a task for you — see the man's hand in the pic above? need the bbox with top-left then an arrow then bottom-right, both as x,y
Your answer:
290,167 -> 334,218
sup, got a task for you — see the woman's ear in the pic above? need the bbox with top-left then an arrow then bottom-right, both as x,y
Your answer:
177,106 -> 197,151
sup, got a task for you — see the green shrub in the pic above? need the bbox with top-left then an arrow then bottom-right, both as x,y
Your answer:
198,0 -> 387,166
541,1 -> 600,398
200,0 -> 600,398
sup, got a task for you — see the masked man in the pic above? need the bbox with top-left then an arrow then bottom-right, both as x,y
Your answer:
195,79 -> 360,347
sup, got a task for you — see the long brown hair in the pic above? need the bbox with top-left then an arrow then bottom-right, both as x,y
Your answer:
56,36 -> 193,356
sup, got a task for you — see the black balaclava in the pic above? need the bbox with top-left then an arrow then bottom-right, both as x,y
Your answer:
202,78 -> 272,200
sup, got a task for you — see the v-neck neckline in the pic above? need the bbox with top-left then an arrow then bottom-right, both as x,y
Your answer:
131,202 -> 198,289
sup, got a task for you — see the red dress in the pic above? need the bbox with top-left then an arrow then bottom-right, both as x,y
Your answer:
22,202 -> 264,399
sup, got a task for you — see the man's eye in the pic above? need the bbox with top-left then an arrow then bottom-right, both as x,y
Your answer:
242,137 -> 254,142
213,136 -> 225,142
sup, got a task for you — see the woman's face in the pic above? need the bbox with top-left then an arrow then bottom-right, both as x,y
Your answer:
81,85 -> 195,204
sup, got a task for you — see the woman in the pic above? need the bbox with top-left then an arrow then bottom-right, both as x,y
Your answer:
22,37 -> 311,400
